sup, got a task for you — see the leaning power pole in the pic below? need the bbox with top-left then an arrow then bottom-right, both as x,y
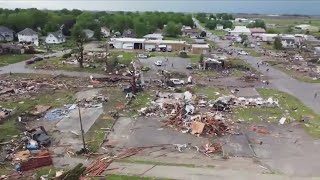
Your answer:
78,103 -> 87,152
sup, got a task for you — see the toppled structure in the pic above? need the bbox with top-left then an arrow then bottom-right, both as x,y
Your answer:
212,95 -> 279,110
165,111 -> 230,136
138,91 -> 232,137
138,91 -> 280,137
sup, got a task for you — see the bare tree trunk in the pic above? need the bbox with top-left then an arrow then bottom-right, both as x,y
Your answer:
79,48 -> 84,68
131,71 -> 137,93
76,41 -> 84,68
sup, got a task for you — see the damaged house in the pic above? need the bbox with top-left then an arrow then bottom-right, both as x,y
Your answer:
281,35 -> 296,49
0,26 -> 14,42
181,26 -> 200,38
0,44 -> 25,55
203,58 -> 224,70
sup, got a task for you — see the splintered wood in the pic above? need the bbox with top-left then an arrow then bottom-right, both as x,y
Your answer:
164,104 -> 230,137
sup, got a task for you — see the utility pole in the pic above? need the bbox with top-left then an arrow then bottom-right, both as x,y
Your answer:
78,103 -> 87,152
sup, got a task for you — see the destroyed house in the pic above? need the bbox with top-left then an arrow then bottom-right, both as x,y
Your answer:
203,58 -> 224,70
281,36 -> 296,48
0,44 -> 24,55
0,26 -> 14,42
181,26 -> 200,37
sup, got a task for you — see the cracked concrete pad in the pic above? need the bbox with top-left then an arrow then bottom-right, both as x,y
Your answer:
108,117 -> 207,148
56,89 -> 104,133
56,107 -> 103,133
221,134 -> 255,157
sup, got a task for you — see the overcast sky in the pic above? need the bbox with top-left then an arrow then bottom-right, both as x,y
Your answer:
0,1 -> 319,15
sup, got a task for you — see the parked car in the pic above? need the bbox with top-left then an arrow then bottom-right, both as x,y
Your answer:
170,78 -> 185,85
238,51 -> 249,55
28,126 -> 51,146
25,59 -> 35,65
138,54 -> 148,59
33,57 -> 43,62
256,42 -> 261,46
186,64 -> 193,70
154,60 -> 162,66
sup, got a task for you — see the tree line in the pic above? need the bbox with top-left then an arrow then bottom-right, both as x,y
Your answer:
196,13 -> 234,30
196,13 -> 267,30
0,8 -> 194,39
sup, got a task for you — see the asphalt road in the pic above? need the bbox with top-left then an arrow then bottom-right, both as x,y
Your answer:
194,18 -> 320,114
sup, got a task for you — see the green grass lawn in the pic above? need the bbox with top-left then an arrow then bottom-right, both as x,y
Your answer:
210,30 -> 226,37
149,52 -> 177,57
263,18 -> 320,26
27,57 -> 106,74
126,91 -> 152,115
0,89 -> 75,141
116,159 -> 196,168
266,61 -> 320,83
230,58 -> 255,71
85,88 -> 126,152
111,51 -> 137,65
233,43 -> 261,57
189,54 -> 200,63
199,22 -> 226,37
261,42 -> 283,53
192,85 -> 229,100
234,88 -> 320,138
0,54 -> 34,67
247,49 -> 261,57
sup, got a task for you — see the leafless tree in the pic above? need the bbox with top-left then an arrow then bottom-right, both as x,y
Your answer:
75,37 -> 85,68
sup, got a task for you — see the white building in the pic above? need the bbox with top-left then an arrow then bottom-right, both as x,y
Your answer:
259,34 -> 278,42
110,38 -> 145,50
216,25 -> 224,30
228,26 -> 251,36
234,18 -> 249,23
281,35 -> 296,48
294,24 -> 319,32
17,28 -> 39,46
101,27 -> 110,37
143,33 -> 163,40
109,38 -> 190,52
45,31 -> 65,44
